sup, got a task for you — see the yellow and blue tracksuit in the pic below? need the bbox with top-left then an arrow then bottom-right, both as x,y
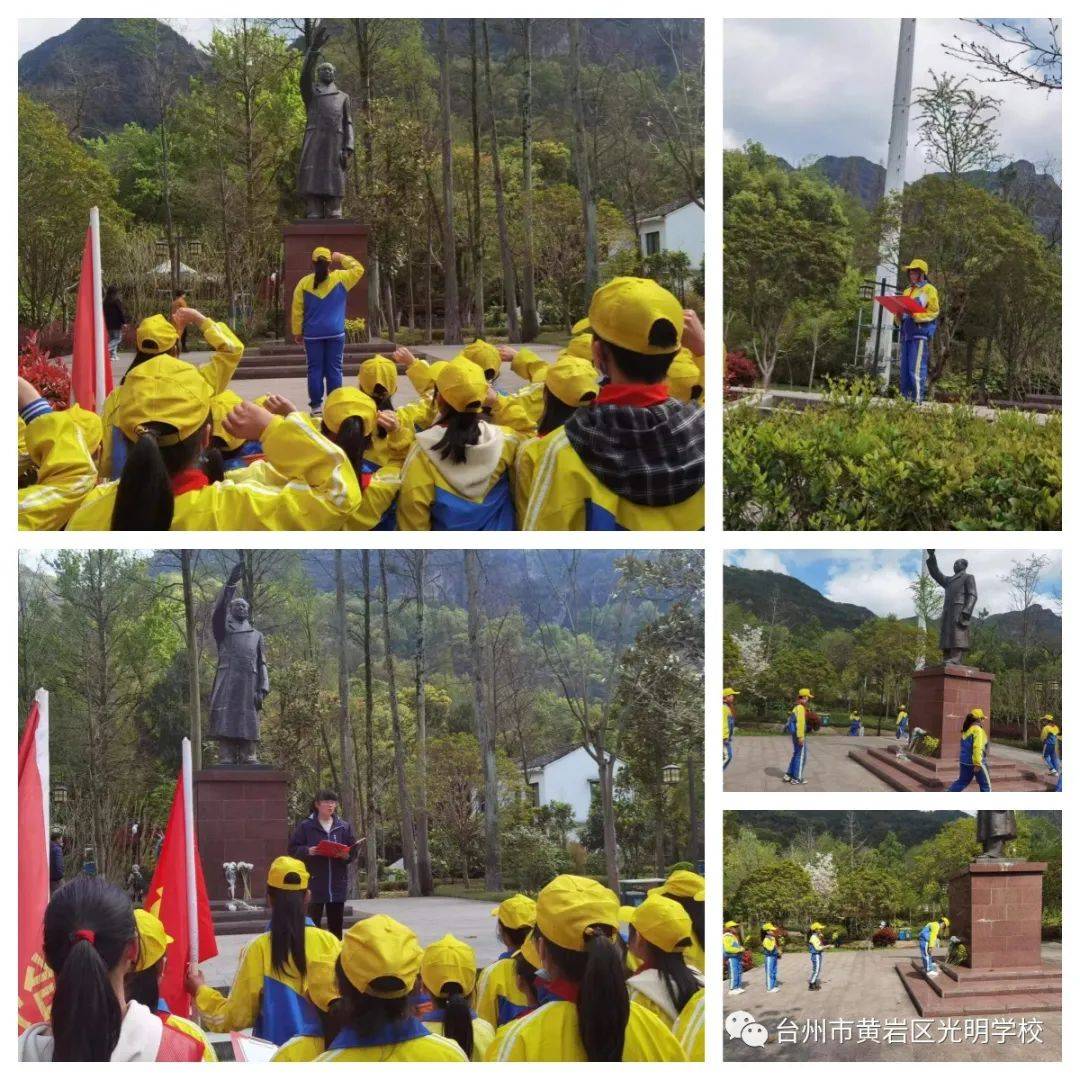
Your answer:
848,712 -> 862,736
785,704 -> 808,782
808,931 -> 825,986
896,709 -> 909,740
897,277 -> 939,403
672,988 -> 704,1062
947,724 -> 991,792
291,255 -> 365,411
723,930 -> 743,990
919,920 -> 944,974
18,404 -> 98,531
194,921 -> 340,1046
316,1017 -> 469,1061
476,955 -> 531,1029
422,1012 -> 496,1061
484,997 -> 686,1061
762,932 -> 780,991
1041,723 -> 1061,773
723,703 -> 734,769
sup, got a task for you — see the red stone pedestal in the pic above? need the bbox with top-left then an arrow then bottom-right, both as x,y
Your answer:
194,768 -> 290,902
897,860 -> 1061,1016
909,663 -> 994,762
282,220 -> 369,343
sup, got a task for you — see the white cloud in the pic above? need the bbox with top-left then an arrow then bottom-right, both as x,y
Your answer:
727,550 -> 791,575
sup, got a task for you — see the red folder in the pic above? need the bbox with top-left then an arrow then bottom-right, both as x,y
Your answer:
312,839 -> 350,858
874,294 -> 924,316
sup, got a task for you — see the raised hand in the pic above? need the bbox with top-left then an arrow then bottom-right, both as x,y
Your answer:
223,401 -> 274,443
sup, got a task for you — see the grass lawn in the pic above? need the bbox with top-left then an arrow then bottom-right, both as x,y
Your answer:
433,883 -> 522,903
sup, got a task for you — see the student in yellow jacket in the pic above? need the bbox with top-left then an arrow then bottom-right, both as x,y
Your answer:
186,857 -> 340,1048
419,934 -> 495,1060
397,355 -> 521,530
315,914 -> 468,1061
513,354 -> 601,522
485,875 -> 686,1061
672,987 -> 704,1061
652,869 -> 705,973
623,894 -> 704,1029
100,310 -> 244,480
67,356 -> 361,531
946,710 -> 992,791
125,908 -> 217,1060
723,687 -> 738,770
17,379 -> 99,530
521,278 -> 704,530
666,348 -> 705,406
357,354 -> 430,467
476,894 -> 538,1028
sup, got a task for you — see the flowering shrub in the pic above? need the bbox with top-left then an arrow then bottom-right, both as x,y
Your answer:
724,348 -> 758,391
19,332 -> 71,409
345,316 -> 367,343
872,926 -> 899,948
19,321 -> 74,356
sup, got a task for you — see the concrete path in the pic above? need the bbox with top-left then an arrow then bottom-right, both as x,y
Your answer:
723,734 -> 1051,793
723,943 -> 1062,1061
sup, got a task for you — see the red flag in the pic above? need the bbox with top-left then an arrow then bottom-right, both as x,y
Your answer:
70,225 -> 114,412
18,696 -> 53,1033
145,773 -> 218,1018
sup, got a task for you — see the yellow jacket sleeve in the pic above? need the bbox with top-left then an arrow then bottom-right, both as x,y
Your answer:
972,726 -> 986,767
305,928 -> 343,1012
914,283 -> 939,324
672,989 -> 704,1062
490,391 -> 541,436
333,254 -> 365,292
396,445 -> 437,531
19,410 -> 98,531
97,388 -> 122,479
194,939 -> 264,1032
474,958 -> 509,1028
510,347 -> 549,383
348,465 -> 401,530
196,318 -> 245,395
292,278 -> 307,338
513,436 -> 542,525
405,358 -> 437,395
796,704 -> 807,739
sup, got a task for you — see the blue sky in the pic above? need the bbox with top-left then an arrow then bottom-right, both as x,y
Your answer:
725,549 -> 1062,618
724,18 -> 1062,181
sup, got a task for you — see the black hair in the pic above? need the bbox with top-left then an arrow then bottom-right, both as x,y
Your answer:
432,407 -> 482,464
664,892 -> 705,956
42,875 -> 136,1061
335,958 -> 412,1041
321,417 -> 371,480
315,789 -> 339,805
962,715 -> 983,732
110,415 -> 213,531
538,388 -> 593,438
595,328 -> 678,385
365,386 -> 394,439
125,959 -> 162,1012
104,285 -> 120,303
497,921 -> 531,951
629,928 -> 700,1015
120,341 -> 182,385
173,289 -> 186,299
688,383 -> 704,402
430,980 -> 474,1059
267,883 -> 308,980
537,927 -> 628,1062
314,258 -> 330,288
512,950 -> 540,1005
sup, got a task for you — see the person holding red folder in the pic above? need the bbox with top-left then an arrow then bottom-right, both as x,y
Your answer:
895,258 -> 939,403
288,789 -> 358,938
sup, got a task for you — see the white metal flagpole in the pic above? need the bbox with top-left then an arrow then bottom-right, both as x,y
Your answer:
89,206 -> 106,411
36,688 -> 50,867
182,737 -> 198,970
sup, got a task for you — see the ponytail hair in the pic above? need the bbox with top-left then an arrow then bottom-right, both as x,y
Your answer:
335,959 -> 411,1040
666,892 -> 705,955
636,933 -> 700,1015
110,417 -> 212,531
125,962 -> 161,1012
433,981 -> 474,1059
432,408 -> 482,464
314,258 -> 330,287
268,884 -> 308,980
43,876 -> 136,1061
368,387 -> 393,439
322,417 -> 371,481
539,927 -> 628,1062
538,390 -> 586,438
513,949 -> 540,1005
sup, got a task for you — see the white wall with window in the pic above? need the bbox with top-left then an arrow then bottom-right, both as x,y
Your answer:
636,199 -> 705,267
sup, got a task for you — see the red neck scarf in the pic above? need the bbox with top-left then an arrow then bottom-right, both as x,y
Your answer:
596,383 -> 670,408
171,468 -> 211,497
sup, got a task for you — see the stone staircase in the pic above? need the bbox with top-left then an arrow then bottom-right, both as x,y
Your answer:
232,340 -> 427,381
849,745 -> 1057,792
209,900 -> 366,936
896,958 -> 1061,1017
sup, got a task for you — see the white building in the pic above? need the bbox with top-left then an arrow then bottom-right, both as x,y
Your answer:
525,746 -> 626,827
637,198 -> 705,268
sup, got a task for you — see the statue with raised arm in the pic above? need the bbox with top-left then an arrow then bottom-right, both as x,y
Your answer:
298,23 -> 354,219
976,810 -> 1017,860
208,563 -> 269,765
925,549 -> 978,664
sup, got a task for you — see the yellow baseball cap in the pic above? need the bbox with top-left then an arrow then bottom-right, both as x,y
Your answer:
267,855 -> 310,891
519,929 -> 542,970
1042,713 -> 1055,722
437,355 -> 488,414
492,894 -> 537,930
762,922 -> 777,932
724,920 -> 740,929
536,874 -> 620,952
210,390 -> 245,450
67,405 -> 103,454
544,354 -> 600,407
421,934 -> 478,997
133,907 -> 174,972
587,277 -> 682,355
312,246 -> 332,262
903,258 -> 929,274
462,339 -> 501,378
723,688 -> 739,697
626,893 -> 693,954
135,314 -> 180,356
116,356 -> 213,443
562,333 -> 594,362
666,349 -> 704,403
969,708 -> 986,720
341,914 -> 423,998
651,869 -> 705,901
358,355 -> 398,398
571,316 -> 591,335
798,688 -> 814,699
324,386 -> 377,438
810,922 -> 825,931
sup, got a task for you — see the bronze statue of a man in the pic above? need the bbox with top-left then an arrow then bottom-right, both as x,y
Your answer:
298,28 -> 354,219
208,564 -> 269,765
976,810 -> 1017,860
926,549 -> 978,664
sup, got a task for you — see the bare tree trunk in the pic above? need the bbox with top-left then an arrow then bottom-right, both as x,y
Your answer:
520,19 -> 539,340
425,204 -> 434,342
354,19 -> 378,342
362,552 -> 379,897
482,20 -> 520,342
335,552 -> 361,899
568,20 -> 598,299
379,553 -> 419,896
469,22 -> 486,340
465,552 -> 501,889
411,552 -> 434,894
439,21 -> 462,343
180,551 -> 202,771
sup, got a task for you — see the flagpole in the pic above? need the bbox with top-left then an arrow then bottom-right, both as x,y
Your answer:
182,737 -> 198,973
89,207 -> 106,411
36,688 -> 50,868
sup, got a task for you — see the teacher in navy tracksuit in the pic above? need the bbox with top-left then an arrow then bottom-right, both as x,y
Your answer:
288,788 -> 358,938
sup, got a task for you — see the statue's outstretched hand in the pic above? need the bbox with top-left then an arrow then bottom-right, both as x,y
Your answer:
227,564 -> 244,587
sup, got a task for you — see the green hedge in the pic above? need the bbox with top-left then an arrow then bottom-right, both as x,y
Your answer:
724,390 -> 1061,530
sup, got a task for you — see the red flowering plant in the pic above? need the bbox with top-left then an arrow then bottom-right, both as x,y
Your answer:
19,332 -> 71,409
724,348 -> 758,396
